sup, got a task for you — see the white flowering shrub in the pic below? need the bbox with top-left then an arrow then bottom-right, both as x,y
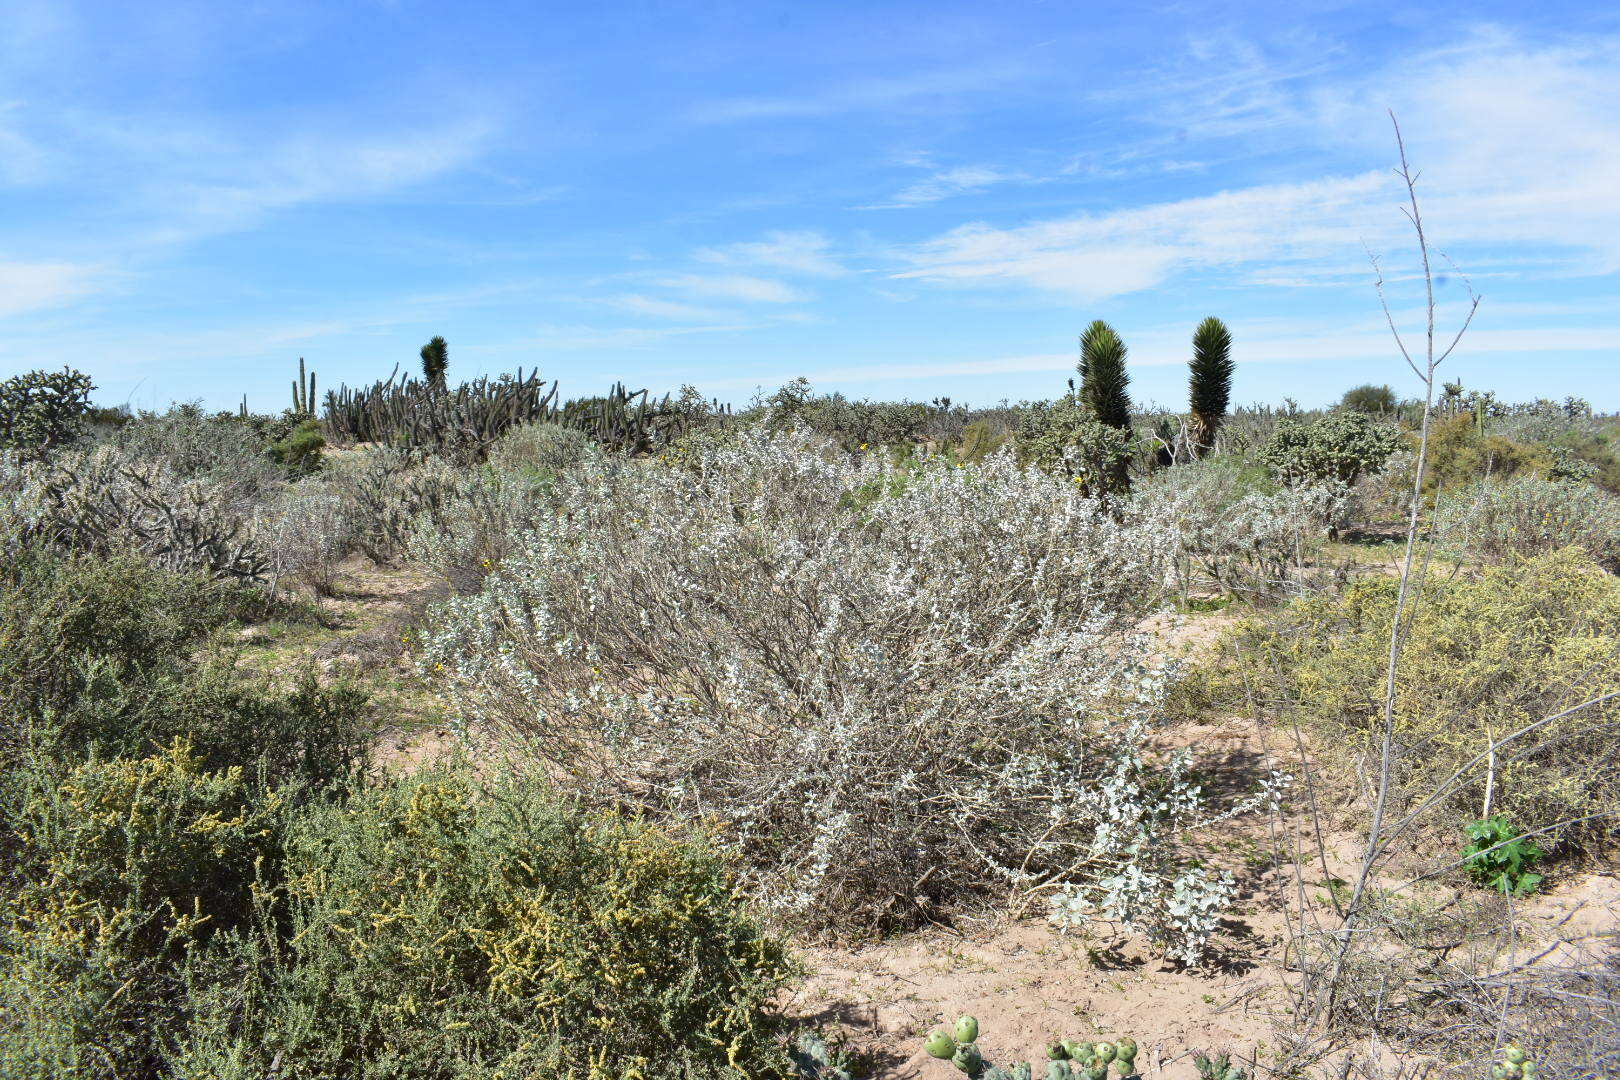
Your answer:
1435,474 -> 1620,570
1133,459 -> 1348,598
420,430 -> 1267,951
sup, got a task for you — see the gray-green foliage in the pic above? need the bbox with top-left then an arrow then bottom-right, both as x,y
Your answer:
34,446 -> 272,583
1259,411 -> 1401,484
485,420 -> 596,475
0,367 -> 95,456
324,447 -> 458,564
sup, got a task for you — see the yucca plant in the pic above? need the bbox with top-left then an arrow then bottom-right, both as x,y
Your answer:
1079,321 -> 1131,431
1188,317 -> 1232,456
420,335 -> 449,389
1078,321 -> 1132,492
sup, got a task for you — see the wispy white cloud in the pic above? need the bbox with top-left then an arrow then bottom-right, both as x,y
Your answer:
610,294 -> 729,321
695,230 -> 844,276
687,64 -> 1027,125
660,273 -> 807,303
0,260 -> 104,318
896,30 -> 1620,302
881,165 -> 1018,208
142,119 -> 496,244
896,171 -> 1391,299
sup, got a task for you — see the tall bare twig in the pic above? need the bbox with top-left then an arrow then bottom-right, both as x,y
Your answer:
1321,111 -> 1481,1026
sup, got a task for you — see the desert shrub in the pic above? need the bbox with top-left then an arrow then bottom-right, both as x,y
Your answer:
1260,411 -> 1401,484
406,468 -> 555,594
269,417 -> 325,477
763,378 -> 935,450
1133,459 -> 1348,598
1435,473 -> 1620,570
0,547 -> 370,784
1419,414 -> 1547,494
1339,384 -> 1399,415
0,743 -> 283,1080
412,429 -> 1278,945
113,404 -> 287,500
958,419 -> 1008,463
172,766 -> 797,1080
324,447 -> 458,564
259,484 -> 353,596
0,367 -> 95,457
485,420 -> 595,475
1208,548 -> 1620,843
1016,394 -> 1135,495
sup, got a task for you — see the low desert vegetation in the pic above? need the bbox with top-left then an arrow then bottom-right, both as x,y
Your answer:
3,147 -> 1618,1080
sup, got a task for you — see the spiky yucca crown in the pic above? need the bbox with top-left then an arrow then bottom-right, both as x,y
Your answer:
420,335 -> 449,387
1188,317 -> 1232,424
1079,320 -> 1131,430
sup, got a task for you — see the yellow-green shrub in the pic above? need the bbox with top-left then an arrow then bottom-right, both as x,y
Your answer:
0,743 -> 281,1079
179,766 -> 797,1080
1206,548 -> 1620,841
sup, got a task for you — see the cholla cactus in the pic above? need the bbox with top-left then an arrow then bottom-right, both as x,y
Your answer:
1192,1051 -> 1246,1080
792,1031 -> 853,1080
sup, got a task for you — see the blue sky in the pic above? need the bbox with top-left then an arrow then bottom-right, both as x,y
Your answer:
2,1 -> 1618,412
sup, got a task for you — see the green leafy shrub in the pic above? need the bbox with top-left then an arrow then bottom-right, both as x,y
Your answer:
959,419 -> 1009,463
1260,411 -> 1401,484
1203,548 -> 1620,841
269,418 -> 325,477
1419,414 -> 1547,494
1016,395 -> 1135,495
0,547 -> 370,783
1338,384 -> 1398,415
1462,815 -> 1544,896
0,367 -> 95,457
179,766 -> 797,1080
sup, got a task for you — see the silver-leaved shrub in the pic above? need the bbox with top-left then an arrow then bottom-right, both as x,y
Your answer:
422,430 -> 1272,955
